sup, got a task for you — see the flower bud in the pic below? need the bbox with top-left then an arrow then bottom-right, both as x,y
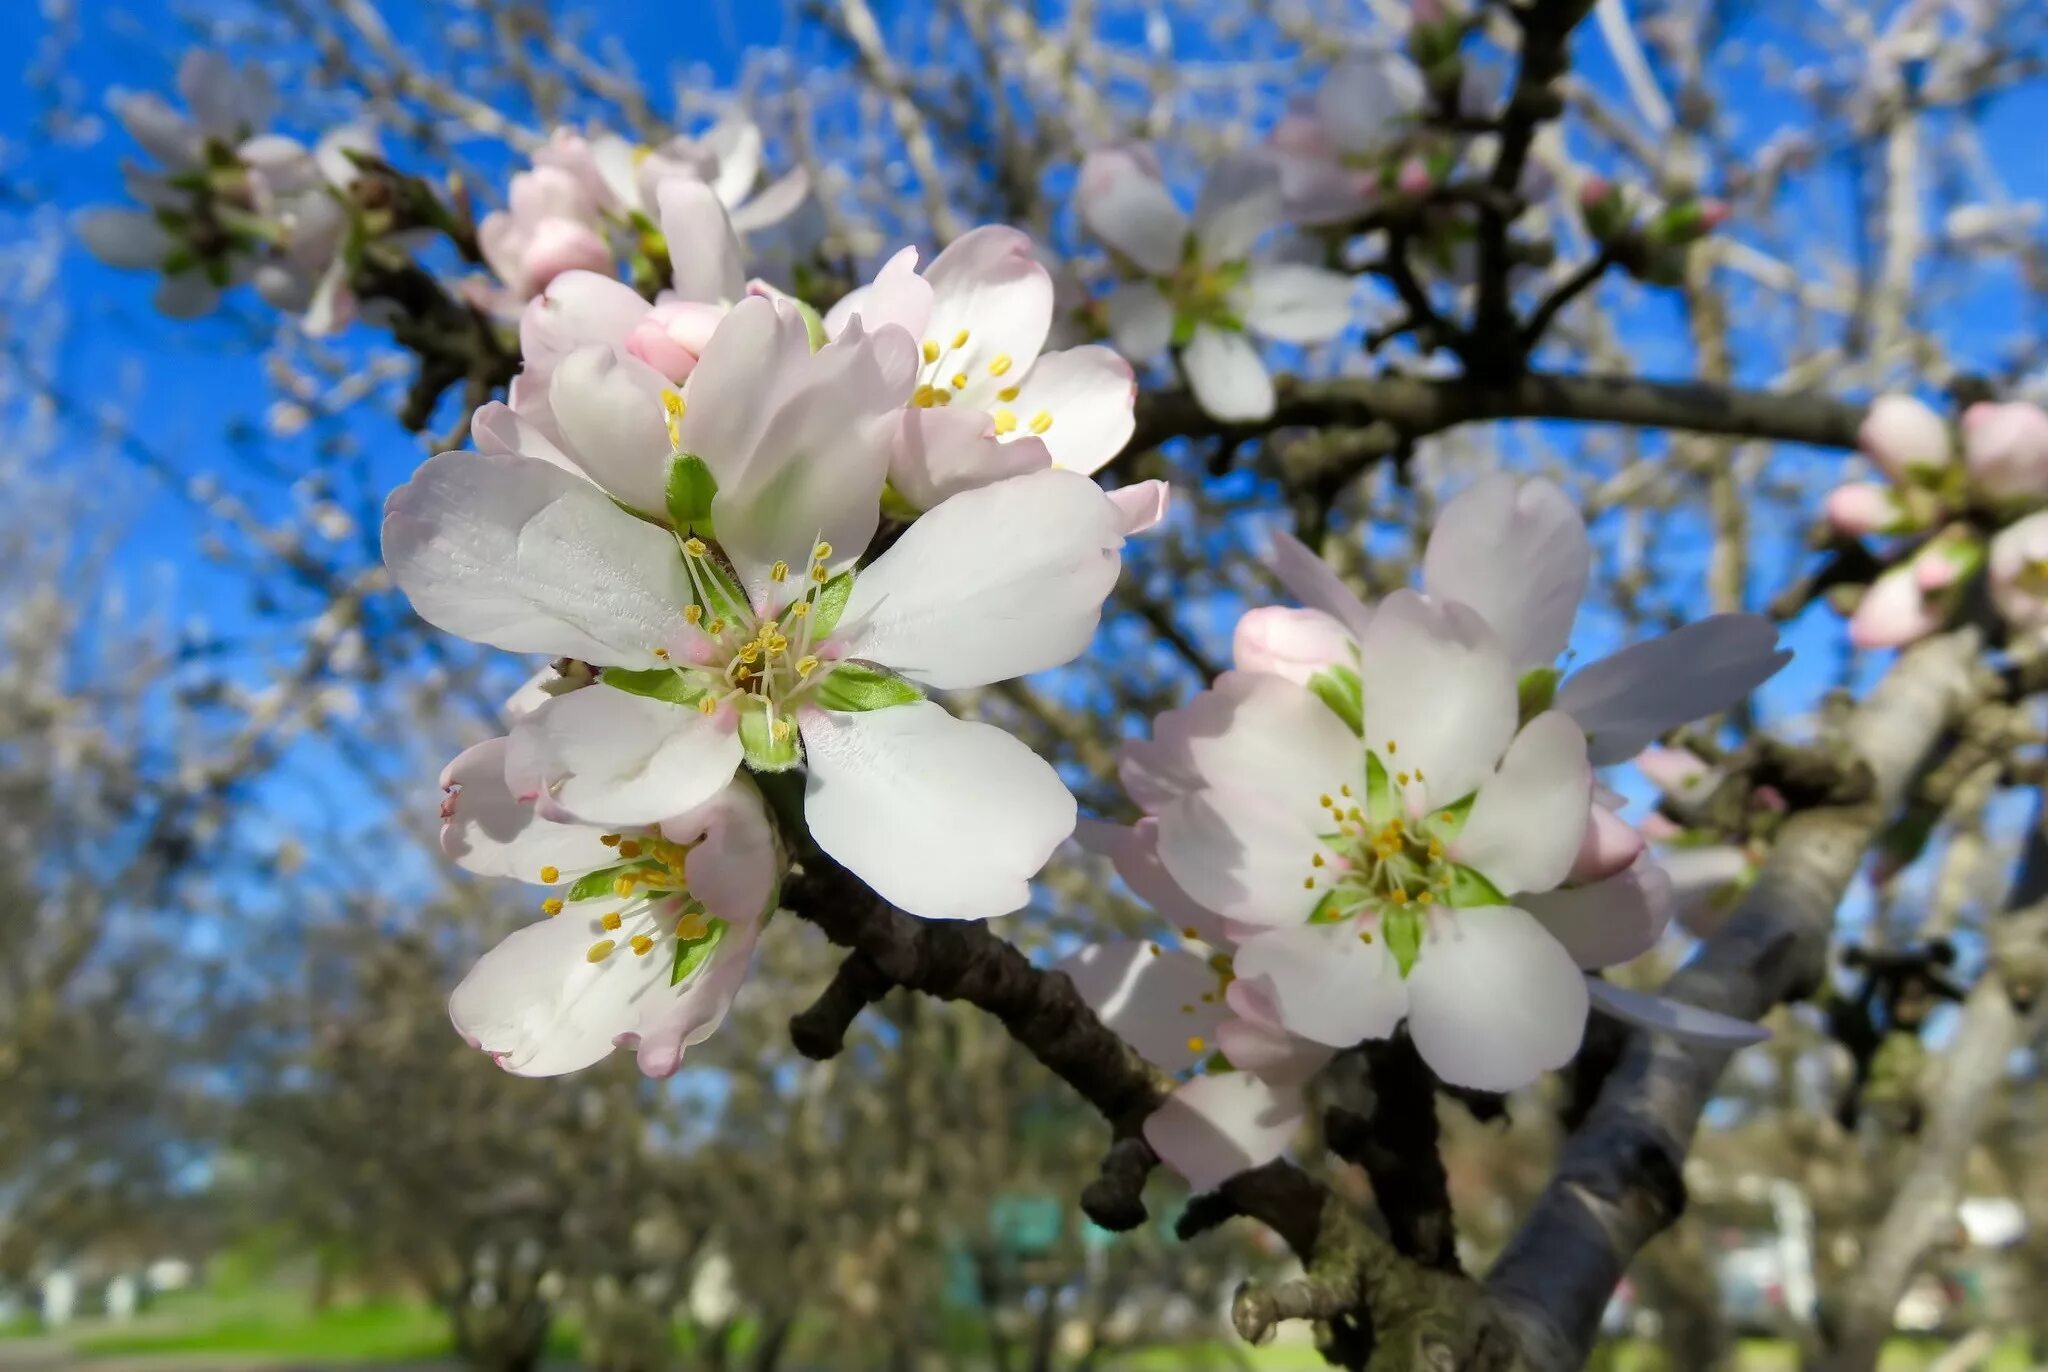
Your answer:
1570,802 -> 1647,884
1858,394 -> 1953,484
1231,606 -> 1354,685
1910,526 -> 1984,593
1635,745 -> 1716,806
1823,481 -> 1912,536
1396,155 -> 1434,197
1960,400 -> 2048,502
1848,563 -> 1946,649
1989,511 -> 2048,643
625,299 -> 727,383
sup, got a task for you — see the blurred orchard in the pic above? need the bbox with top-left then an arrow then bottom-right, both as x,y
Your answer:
7,1 -> 2048,1370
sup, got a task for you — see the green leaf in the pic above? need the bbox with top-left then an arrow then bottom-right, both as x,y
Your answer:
737,698 -> 802,771
1382,907 -> 1423,977
1443,863 -> 1506,909
603,668 -> 711,708
567,865 -> 628,902
814,662 -> 923,713
806,569 -> 855,639
1307,665 -> 1364,736
1365,752 -> 1397,825
665,454 -> 718,532
1516,667 -> 1560,726
671,914 -> 729,987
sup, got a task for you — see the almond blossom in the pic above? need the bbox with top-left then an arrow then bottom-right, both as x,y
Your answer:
1078,149 -> 1354,423
1267,49 -> 1427,225
1989,511 -> 2048,643
823,225 -> 1138,510
440,733 -> 777,1078
385,296 -> 1135,922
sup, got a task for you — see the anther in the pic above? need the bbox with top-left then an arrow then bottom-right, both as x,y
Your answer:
813,541 -> 833,560
684,537 -> 707,557
1385,740 -> 1397,754
601,911 -> 623,931
586,940 -> 616,963
988,354 -> 1012,377
600,834 -> 621,847
1340,784 -> 1352,797
1186,1036 -> 1207,1053
1181,926 -> 1199,938
950,329 -> 969,348
538,866 -> 560,884
992,409 -> 1017,435
630,935 -> 656,956
1319,794 -> 1333,808
677,912 -> 709,940
1417,891 -> 1435,905
950,372 -> 968,390
1302,877 -> 1315,889
796,655 -> 820,677
997,386 -> 1020,402
618,840 -> 643,859
1312,853 -> 1325,867
696,697 -> 718,716
685,604 -> 703,624
911,384 -> 937,408
770,560 -> 789,582
706,618 -> 726,635
541,898 -> 563,916
921,340 -> 940,363
1029,411 -> 1053,435
811,565 -> 828,583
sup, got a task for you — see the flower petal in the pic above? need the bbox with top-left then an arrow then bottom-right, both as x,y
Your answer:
1234,263 -> 1355,342
1106,479 -> 1171,537
1181,325 -> 1274,423
1192,155 -> 1284,266
382,450 -> 695,668
922,225 -> 1054,384
999,345 -> 1137,476
439,736 -> 618,882
1098,817 -> 1235,949
620,911 -> 764,1078
1583,977 -> 1770,1047
1265,530 -> 1374,637
549,344 -> 676,512
676,295 -> 820,491
77,208 -> 172,269
657,177 -> 746,304
1449,711 -> 1592,897
824,244 -> 933,338
512,687 -> 743,828
1232,606 -> 1353,685
801,702 -> 1075,920
1357,589 -> 1515,809
1520,857 -> 1673,969
890,407 -> 1051,513
837,468 -> 1123,690
1078,149 -> 1188,275
1144,1070 -> 1306,1193
1232,920 -> 1408,1048
1556,615 -> 1791,765
1214,1016 -> 1333,1086
663,774 -> 780,922
1104,281 -> 1174,360
1421,474 -> 1590,673
1404,905 -> 1587,1091
1056,941 -> 1228,1072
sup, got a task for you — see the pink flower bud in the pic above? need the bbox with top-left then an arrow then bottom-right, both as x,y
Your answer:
1750,784 -> 1788,814
1570,802 -> 1647,884
519,218 -> 614,294
1848,564 -> 1945,649
1858,394 -> 1953,484
625,298 -> 727,382
1396,156 -> 1434,197
1577,176 -> 1613,209
1231,606 -> 1354,686
1989,511 -> 2048,642
1695,198 -> 1731,230
1960,400 -> 2048,502
1823,482 -> 1905,536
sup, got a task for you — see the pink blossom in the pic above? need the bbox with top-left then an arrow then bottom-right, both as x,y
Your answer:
1824,481 -> 1908,536
1569,802 -> 1647,885
1960,400 -> 2048,502
1231,606 -> 1353,685
624,299 -> 727,382
1848,563 -> 1946,649
1858,394 -> 1953,484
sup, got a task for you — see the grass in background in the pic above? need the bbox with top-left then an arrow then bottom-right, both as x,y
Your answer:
76,1300 -> 451,1361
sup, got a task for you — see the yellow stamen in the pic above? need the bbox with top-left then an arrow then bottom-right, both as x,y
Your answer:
1359,930 -> 1374,944
1303,877 -> 1315,889
1319,793 -> 1332,808
697,696 -> 718,716
660,389 -> 686,447
950,372 -> 969,390
586,940 -> 616,963
1187,1036 -> 1207,1053
541,898 -> 564,916
685,604 -> 703,624
950,329 -> 969,348
796,655 -> 820,677
921,340 -> 940,363
988,354 -> 1012,377
911,384 -> 937,408
770,560 -> 789,582
1312,853 -> 1325,867
992,409 -> 1017,435
538,865 -> 560,884
811,564 -> 829,583
630,935 -> 656,956
1417,891 -> 1435,905
684,537 -> 707,557
600,911 -> 623,931
706,618 -> 726,635
788,601 -> 810,618
677,912 -> 709,940
1029,410 -> 1053,435
997,385 -> 1021,402
1340,784 -> 1352,797
1385,740 -> 1397,754
618,840 -> 643,859
600,834 -> 621,847
613,875 -> 635,897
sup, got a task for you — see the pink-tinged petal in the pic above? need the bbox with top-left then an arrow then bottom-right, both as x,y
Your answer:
512,688 -> 743,828
1988,512 -> 2048,640
1233,263 -> 1356,343
381,450 -> 694,668
676,295 -> 819,489
1214,1016 -> 1334,1086
1107,479 -> 1171,537
1078,148 -> 1189,275
520,217 -> 615,296
998,345 -> 1137,476
1520,857 -> 1673,969
890,406 -> 1051,512
1634,744 -> 1718,808
1824,482 -> 1914,537
1055,941 -> 1228,1072
1584,977 -> 1770,1047
1232,606 -> 1354,686
922,225 -> 1054,387
1104,281 -> 1174,360
824,244 -> 933,339
1144,1071 -> 1307,1193
1265,530 -> 1375,638
548,344 -> 676,513
1192,154 -> 1284,265
657,177 -> 746,304
438,736 -> 617,881
1568,801 -> 1646,885
1095,816 -> 1235,949
625,298 -> 727,383
1182,324 -> 1274,423
1847,565 -> 1945,650
663,775 -> 781,922
1119,704 -> 1205,817
1448,711 -> 1591,897
801,702 -> 1075,921
622,912 -> 764,1078
1859,394 -> 1953,483
1960,400 -> 2048,501
521,270 -> 652,373
1557,615 -> 1791,765
472,400 -> 580,479
1358,590 -> 1516,810
838,468 -> 1123,689
1404,905 -> 1588,1091
1232,920 -> 1408,1048
1422,474 -> 1590,674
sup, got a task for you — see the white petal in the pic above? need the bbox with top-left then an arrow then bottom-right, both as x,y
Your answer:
1078,149 -> 1188,276
1192,155 -> 1284,266
77,208 -> 171,269
727,167 -> 811,235
1234,263 -> 1356,343
1520,858 -> 1673,969
702,117 -> 763,207
1264,529 -> 1374,637
999,345 -> 1137,476
1101,817 -> 1235,949
549,344 -> 675,513
471,399 -> 580,478
1421,474 -> 1590,673
922,225 -> 1054,378
1215,1015 -> 1333,1086
621,912 -> 764,1078
1182,325 -> 1274,423
1357,589 -> 1516,809
663,775 -> 780,922
1144,1071 -> 1306,1193
112,90 -> 200,166
1448,711 -> 1591,897
381,450 -> 694,668
837,469 -> 1123,690
1104,281 -> 1174,360
801,702 -> 1075,921
890,407 -> 1050,513
1404,906 -> 1588,1091
657,177 -> 746,304
512,687 -> 743,828
1583,977 -> 1771,1048
1107,479 -> 1171,537
1556,616 -> 1792,765
438,736 -> 616,882
676,295 -> 819,490
1055,941 -> 1228,1073
1232,920 -> 1407,1048
520,270 -> 651,373
824,245 -> 932,339
1317,50 -> 1426,156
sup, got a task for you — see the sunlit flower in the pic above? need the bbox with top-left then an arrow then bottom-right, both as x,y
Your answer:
1961,400 -> 2048,503
1267,50 -> 1427,225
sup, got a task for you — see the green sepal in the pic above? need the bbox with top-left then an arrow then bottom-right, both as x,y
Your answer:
1443,863 -> 1506,909
1307,888 -> 1351,925
790,297 -> 829,350
814,662 -> 924,713
1364,752 -> 1397,825
567,865 -> 630,902
671,912 -> 728,987
1516,667 -> 1560,726
665,454 -> 718,532
603,667 -> 711,708
879,482 -> 925,523
806,569 -> 855,639
1170,312 -> 1198,348
737,699 -> 802,771
1203,1051 -> 1235,1074
1382,907 -> 1423,977
1428,792 -> 1476,840
1308,665 -> 1364,736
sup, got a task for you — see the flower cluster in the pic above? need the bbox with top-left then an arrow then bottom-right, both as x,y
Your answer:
1062,476 -> 1785,1186
1827,394 -> 2048,649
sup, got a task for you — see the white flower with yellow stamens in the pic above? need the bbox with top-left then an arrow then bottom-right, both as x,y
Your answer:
439,735 -> 777,1078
